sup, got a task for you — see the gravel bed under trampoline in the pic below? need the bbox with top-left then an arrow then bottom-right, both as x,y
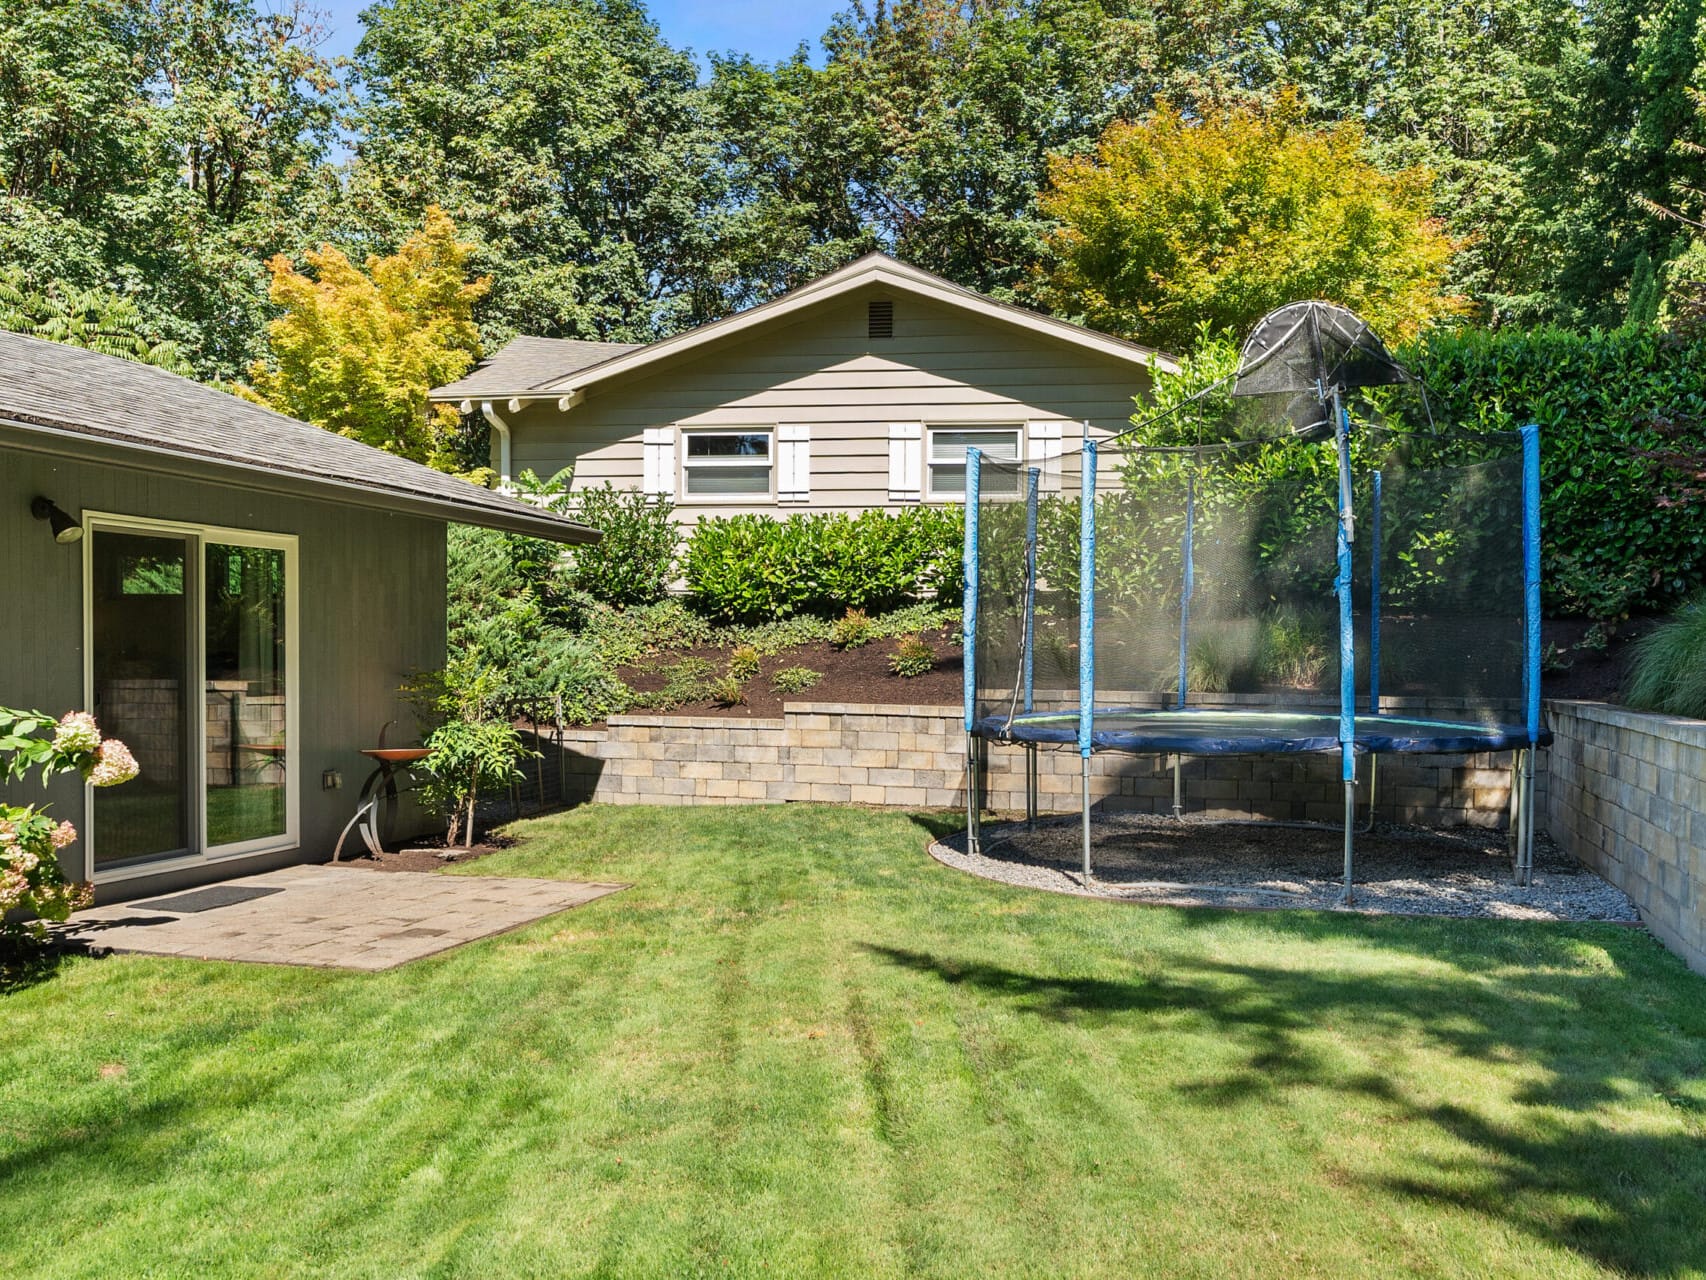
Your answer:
931,814 -> 1640,922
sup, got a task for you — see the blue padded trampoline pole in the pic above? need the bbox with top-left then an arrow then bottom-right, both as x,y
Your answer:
1369,470 -> 1382,715
1024,466 -> 1040,829
1024,467 -> 1040,715
1178,471 -> 1195,712
1079,439 -> 1098,881
1521,423 -> 1542,885
1334,393 -> 1356,902
964,447 -> 982,854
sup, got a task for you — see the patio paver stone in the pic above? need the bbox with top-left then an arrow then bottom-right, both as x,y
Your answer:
60,864 -> 627,970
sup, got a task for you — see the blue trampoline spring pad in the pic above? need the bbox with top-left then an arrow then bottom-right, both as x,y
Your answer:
974,708 -> 1550,756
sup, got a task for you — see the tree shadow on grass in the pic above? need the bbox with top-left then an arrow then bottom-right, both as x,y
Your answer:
862,940 -> 1706,1277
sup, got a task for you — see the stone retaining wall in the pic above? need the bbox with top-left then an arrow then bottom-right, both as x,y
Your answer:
555,700 -> 1541,828
1547,700 -> 1706,973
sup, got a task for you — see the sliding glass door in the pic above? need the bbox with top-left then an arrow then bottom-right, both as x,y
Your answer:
90,530 -> 195,868
87,519 -> 297,875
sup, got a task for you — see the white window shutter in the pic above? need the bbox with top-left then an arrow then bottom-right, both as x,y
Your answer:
1027,420 -> 1067,491
888,422 -> 922,502
643,427 -> 676,498
777,424 -> 811,503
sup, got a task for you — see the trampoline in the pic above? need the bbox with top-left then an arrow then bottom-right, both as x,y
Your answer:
974,710 -> 1539,757
960,302 -> 1548,901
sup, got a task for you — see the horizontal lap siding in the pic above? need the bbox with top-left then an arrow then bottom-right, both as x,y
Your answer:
506,289 -> 1152,523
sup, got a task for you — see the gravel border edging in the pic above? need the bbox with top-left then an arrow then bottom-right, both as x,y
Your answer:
927,813 -> 1642,923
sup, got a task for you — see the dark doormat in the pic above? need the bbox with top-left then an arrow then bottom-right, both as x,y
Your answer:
134,885 -> 287,914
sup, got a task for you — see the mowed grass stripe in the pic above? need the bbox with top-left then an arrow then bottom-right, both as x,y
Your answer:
0,803 -> 1702,1278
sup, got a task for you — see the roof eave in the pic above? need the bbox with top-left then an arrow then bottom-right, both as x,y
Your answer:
0,417 -> 602,544
426,257 -> 1180,404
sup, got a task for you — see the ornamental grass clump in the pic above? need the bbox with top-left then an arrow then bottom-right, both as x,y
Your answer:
0,708 -> 138,940
1626,596 -> 1706,719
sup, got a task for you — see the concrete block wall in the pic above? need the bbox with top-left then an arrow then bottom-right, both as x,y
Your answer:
1547,700 -> 1706,973
552,701 -> 1537,828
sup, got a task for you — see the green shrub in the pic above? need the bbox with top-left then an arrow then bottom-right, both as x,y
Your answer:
1259,607 -> 1332,689
728,644 -> 761,680
684,507 -> 964,622
888,634 -> 937,677
569,596 -> 715,665
1626,597 -> 1706,718
632,657 -> 718,711
771,666 -> 822,694
563,483 -> 678,607
831,608 -> 874,650
1401,324 -> 1706,615
710,614 -> 835,655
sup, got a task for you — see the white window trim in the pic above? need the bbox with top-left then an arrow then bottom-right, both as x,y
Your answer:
678,427 -> 776,503
925,423 -> 1025,502
80,511 -> 301,883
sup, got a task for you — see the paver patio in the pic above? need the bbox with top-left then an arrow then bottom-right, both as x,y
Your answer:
58,864 -> 628,970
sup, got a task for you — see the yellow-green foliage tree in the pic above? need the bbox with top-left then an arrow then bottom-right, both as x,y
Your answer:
245,206 -> 489,469
1037,93 -> 1463,353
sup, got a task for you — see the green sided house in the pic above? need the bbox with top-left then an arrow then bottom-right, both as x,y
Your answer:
0,330 -> 598,902
428,253 -> 1177,522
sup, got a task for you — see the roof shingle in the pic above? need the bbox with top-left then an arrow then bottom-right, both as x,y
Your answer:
432,335 -> 645,399
0,331 -> 598,542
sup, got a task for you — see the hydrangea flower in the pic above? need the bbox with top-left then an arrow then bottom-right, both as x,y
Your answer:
89,739 -> 140,788
53,711 -> 101,755
50,821 -> 77,850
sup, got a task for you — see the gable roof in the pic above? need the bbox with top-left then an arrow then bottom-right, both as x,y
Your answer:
433,335 -> 645,400
428,253 -> 1178,404
0,331 -> 599,543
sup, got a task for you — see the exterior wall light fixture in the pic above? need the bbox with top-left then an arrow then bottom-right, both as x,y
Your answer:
31,497 -> 83,544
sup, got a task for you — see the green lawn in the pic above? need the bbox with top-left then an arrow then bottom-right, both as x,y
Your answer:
4,805 -> 1705,1278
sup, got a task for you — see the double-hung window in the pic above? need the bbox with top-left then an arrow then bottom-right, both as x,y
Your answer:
928,426 -> 1022,498
682,430 -> 774,499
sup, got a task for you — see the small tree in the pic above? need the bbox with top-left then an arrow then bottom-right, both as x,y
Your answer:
0,708 -> 138,942
1037,92 -> 1464,353
243,205 -> 489,470
403,660 -> 530,849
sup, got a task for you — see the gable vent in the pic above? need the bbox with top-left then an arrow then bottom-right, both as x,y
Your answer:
867,299 -> 894,339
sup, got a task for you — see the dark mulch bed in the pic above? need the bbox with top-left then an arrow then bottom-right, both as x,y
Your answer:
592,615 -> 1650,724
336,833 -> 516,874
1541,615 -> 1656,702
615,627 -> 964,720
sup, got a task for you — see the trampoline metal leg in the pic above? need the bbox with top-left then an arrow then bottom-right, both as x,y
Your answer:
1171,755 -> 1184,821
1025,743 -> 1038,831
1361,755 -> 1379,834
965,733 -> 980,856
1341,779 -> 1356,905
1510,749 -> 1526,879
1081,755 -> 1093,883
1529,758 -> 1539,884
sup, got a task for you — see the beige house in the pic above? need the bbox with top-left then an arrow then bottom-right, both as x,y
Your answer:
429,254 -> 1177,522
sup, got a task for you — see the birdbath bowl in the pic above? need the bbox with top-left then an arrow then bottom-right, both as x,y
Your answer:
361,747 -> 432,763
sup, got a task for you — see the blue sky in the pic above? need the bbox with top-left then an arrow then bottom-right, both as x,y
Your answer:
311,1 -> 846,67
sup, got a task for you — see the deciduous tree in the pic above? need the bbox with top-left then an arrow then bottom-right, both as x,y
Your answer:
1037,94 -> 1463,351
243,207 -> 489,468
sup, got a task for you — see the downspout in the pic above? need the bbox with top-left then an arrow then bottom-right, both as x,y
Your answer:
479,399 -> 513,493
